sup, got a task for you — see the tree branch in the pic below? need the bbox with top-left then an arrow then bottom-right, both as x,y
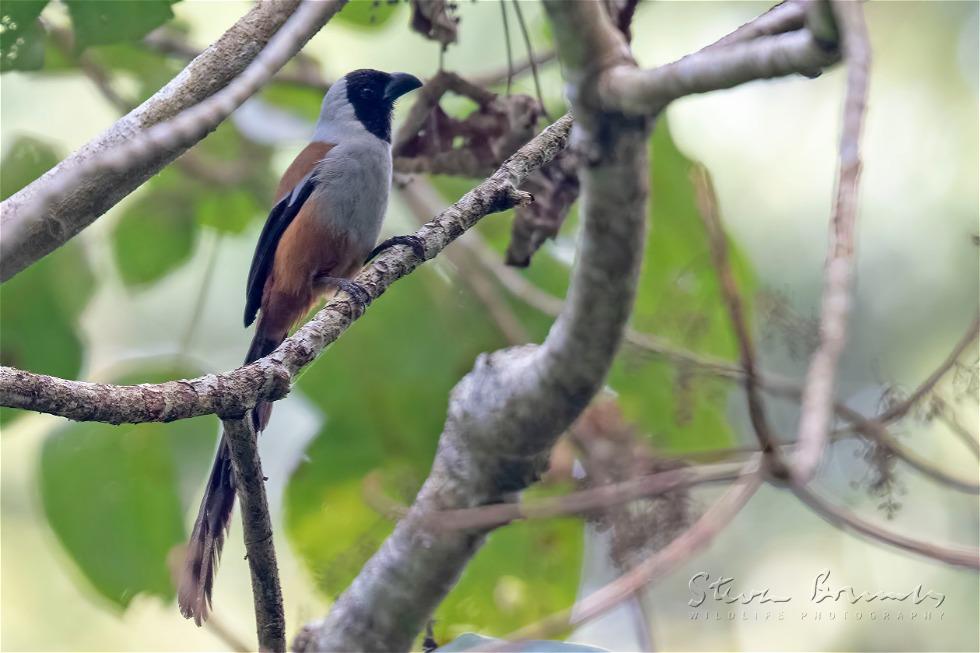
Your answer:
698,0 -> 807,53
0,0 -> 345,282
792,0 -> 870,484
221,417 -> 284,651
505,468 -> 764,643
693,166 -> 787,477
0,117 -> 574,423
428,461 -> 746,532
875,311 -> 979,424
603,28 -> 839,115
294,1 -> 650,649
793,484 -> 980,569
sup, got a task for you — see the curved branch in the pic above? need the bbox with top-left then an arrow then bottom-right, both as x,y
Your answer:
0,116 -> 575,423
0,0 -> 345,282
793,485 -> 979,569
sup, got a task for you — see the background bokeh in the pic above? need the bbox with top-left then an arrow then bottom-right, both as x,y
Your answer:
1,1 -> 977,651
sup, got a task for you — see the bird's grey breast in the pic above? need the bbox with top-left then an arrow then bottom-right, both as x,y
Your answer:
311,138 -> 392,258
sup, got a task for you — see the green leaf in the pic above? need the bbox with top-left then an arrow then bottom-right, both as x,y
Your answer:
0,137 -> 94,425
436,519 -> 583,638
335,0 -> 401,29
0,135 -> 58,200
0,0 -> 47,72
260,83 -> 324,123
39,364 -> 216,608
111,122 -> 272,284
83,42 -> 182,102
285,265 -> 583,632
609,120 -> 757,454
112,168 -> 198,288
285,270 -> 505,591
65,0 -> 177,49
196,188 -> 261,235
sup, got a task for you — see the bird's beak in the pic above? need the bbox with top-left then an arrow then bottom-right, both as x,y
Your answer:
384,73 -> 423,103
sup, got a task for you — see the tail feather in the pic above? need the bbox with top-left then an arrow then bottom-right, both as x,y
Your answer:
178,328 -> 284,624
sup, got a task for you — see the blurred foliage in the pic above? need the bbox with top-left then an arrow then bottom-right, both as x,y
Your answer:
112,167 -> 198,288
83,42 -> 184,104
334,0 -> 402,29
0,137 -> 94,425
63,0 -> 177,49
609,122 -> 755,454
1,0 -> 179,73
285,269 -> 584,632
261,83 -> 324,123
40,365 -> 216,608
0,0 -> 47,72
112,123 -> 273,289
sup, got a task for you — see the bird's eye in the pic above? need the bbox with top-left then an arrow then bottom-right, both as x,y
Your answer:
362,88 -> 376,99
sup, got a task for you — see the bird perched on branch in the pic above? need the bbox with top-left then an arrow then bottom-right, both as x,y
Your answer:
178,68 -> 422,625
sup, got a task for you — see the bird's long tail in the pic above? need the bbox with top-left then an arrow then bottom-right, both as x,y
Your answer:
177,327 -> 284,625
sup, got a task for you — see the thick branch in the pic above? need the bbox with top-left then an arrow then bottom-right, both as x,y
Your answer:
0,0 -> 345,282
295,2 -> 648,650
603,28 -> 839,115
0,117 -> 574,423
221,417 -> 284,651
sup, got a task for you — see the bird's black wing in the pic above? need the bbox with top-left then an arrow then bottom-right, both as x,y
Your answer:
244,173 -> 318,327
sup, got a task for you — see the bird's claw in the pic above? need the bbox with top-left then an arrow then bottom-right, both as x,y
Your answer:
317,276 -> 372,309
365,234 -> 426,264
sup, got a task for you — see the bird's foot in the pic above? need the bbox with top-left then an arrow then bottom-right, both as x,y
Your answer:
365,234 -> 426,264
317,276 -> 372,309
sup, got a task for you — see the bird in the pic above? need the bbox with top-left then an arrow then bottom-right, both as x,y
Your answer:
177,68 -> 423,625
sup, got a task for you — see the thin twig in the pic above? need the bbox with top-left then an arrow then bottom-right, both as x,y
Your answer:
511,0 -> 550,119
500,0 -> 515,95
176,234 -> 223,360
471,50 -> 556,88
426,461 -> 746,531
876,312 -> 979,424
830,403 -> 980,494
206,613 -> 252,653
220,417 -> 284,651
500,466 -> 763,645
792,0 -> 871,484
932,396 -> 980,458
693,166 -> 786,477
793,484 -> 979,569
